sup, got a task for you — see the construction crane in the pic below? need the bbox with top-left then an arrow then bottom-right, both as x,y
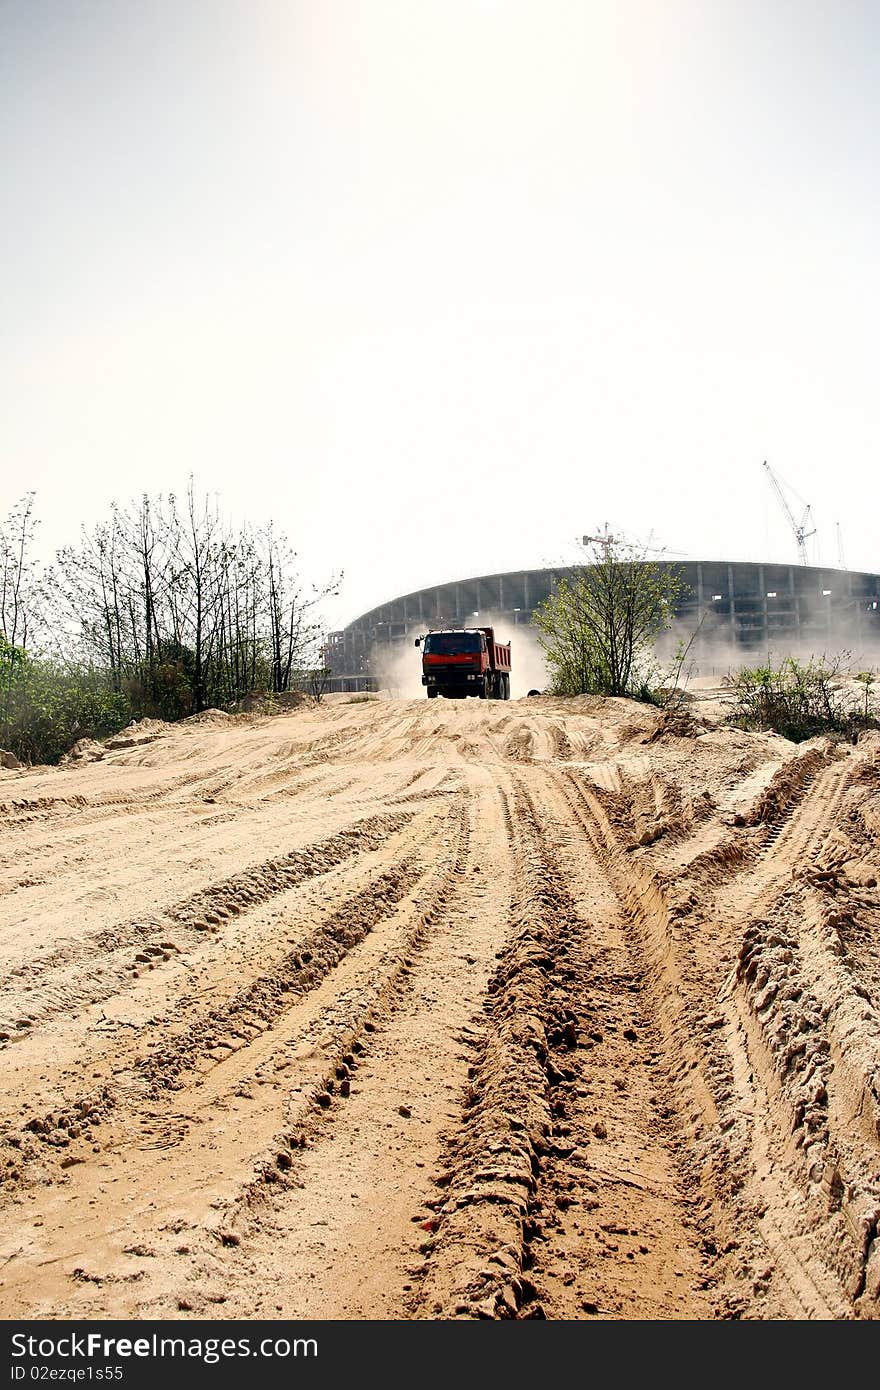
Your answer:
836,522 -> 847,569
762,461 -> 816,566
581,522 -> 618,550
579,525 -> 685,556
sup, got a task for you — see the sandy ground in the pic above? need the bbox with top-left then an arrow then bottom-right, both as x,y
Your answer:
0,687 -> 878,1321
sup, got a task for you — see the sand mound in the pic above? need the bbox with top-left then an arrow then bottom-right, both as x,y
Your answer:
59,738 -> 106,765
182,708 -> 233,725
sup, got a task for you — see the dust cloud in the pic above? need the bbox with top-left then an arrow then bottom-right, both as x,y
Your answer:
655,610 -> 880,682
374,612 -> 549,701
374,638 -> 425,699
503,625 -> 550,698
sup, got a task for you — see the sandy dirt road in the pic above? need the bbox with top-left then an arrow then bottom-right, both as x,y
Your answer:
1,692 -> 878,1320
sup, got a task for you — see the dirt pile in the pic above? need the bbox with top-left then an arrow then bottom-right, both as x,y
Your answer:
58,738 -> 105,766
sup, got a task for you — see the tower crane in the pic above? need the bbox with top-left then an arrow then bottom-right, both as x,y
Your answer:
579,525 -> 685,556
762,461 -> 816,566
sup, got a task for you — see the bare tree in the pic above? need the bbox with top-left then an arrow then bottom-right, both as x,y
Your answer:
36,482 -> 340,722
0,493 -> 40,649
263,525 -> 338,694
0,494 -> 39,725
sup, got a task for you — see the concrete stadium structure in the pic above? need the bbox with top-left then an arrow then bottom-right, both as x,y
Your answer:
325,560 -> 880,686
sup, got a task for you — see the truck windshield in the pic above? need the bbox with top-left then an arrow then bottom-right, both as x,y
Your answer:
424,632 -> 482,654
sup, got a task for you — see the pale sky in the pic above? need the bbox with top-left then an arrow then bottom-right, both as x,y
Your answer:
2,0 -> 878,631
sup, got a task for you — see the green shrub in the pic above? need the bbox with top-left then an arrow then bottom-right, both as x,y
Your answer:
533,532 -> 687,700
724,655 -> 878,743
0,640 -> 131,764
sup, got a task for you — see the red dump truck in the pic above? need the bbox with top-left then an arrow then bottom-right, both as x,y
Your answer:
414,626 -> 512,700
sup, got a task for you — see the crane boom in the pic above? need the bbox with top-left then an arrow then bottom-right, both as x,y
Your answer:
762,460 -> 815,565
579,526 -> 685,556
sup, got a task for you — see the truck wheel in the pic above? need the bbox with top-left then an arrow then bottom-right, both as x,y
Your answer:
427,688 -> 438,698
478,679 -> 488,699
503,674 -> 510,700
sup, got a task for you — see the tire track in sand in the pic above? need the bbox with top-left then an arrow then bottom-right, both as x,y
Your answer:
0,811 -> 416,1039
409,771 -> 714,1319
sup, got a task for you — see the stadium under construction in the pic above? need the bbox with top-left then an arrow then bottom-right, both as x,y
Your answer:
323,560 -> 880,691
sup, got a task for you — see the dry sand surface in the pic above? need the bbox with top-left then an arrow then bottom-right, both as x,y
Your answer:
1,688 -> 879,1321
